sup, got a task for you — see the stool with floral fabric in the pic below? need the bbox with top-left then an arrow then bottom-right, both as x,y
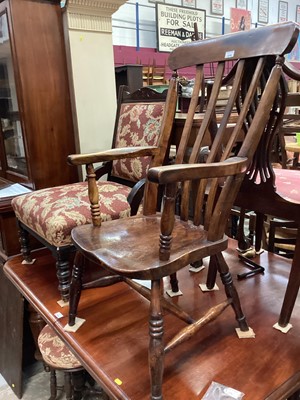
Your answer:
38,324 -> 106,400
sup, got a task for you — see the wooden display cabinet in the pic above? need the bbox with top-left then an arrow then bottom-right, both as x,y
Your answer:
0,0 -> 79,190
0,0 -> 80,397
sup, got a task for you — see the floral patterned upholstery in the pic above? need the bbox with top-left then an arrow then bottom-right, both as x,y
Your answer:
11,102 -> 165,250
111,102 -> 165,182
12,181 -> 131,247
38,324 -> 82,370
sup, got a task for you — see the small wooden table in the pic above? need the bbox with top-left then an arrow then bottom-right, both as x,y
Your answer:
4,240 -> 300,400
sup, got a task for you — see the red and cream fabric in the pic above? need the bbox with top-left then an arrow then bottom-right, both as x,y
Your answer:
12,101 -> 165,248
112,102 -> 165,181
38,324 -> 81,369
12,181 -> 131,247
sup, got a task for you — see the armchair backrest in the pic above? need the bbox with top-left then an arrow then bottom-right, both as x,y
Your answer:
144,22 -> 299,245
109,86 -> 172,185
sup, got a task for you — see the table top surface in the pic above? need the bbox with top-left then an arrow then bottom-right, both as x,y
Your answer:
4,241 -> 300,400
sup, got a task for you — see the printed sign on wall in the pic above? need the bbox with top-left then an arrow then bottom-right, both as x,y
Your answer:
230,8 -> 251,32
156,3 -> 206,53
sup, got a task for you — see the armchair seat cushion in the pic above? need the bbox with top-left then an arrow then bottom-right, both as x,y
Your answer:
12,181 -> 131,247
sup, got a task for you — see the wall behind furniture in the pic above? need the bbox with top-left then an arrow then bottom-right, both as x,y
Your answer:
112,0 -> 300,49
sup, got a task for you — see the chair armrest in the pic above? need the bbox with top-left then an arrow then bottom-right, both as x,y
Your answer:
283,60 -> 300,81
68,146 -> 159,166
147,156 -> 248,185
127,178 -> 146,215
94,161 -> 112,180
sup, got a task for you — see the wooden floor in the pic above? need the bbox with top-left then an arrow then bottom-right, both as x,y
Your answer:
4,240 -> 300,400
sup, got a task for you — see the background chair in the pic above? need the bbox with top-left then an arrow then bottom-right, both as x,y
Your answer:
274,91 -> 300,169
265,217 -> 297,258
216,58 -> 300,331
11,85 -> 175,303
66,22 -> 297,400
151,60 -> 167,85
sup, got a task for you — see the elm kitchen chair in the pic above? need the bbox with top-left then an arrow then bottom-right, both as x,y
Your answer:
66,22 -> 299,400
11,85 -> 177,303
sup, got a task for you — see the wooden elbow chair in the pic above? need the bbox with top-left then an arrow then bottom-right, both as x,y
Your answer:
274,91 -> 300,169
151,60 -> 167,85
208,54 -> 300,331
11,85 -> 175,303
67,22 -> 298,400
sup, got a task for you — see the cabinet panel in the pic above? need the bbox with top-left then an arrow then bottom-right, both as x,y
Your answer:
0,13 -> 27,178
0,0 -> 79,189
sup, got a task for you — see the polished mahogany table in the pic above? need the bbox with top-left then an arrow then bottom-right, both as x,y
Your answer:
4,240 -> 300,400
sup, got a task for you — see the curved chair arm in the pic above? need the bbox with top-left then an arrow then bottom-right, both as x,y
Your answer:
127,178 -> 146,215
283,59 -> 300,81
94,161 -> 112,180
68,146 -> 159,166
148,156 -> 248,185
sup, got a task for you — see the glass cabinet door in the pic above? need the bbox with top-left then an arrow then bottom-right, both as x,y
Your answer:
0,10 -> 28,177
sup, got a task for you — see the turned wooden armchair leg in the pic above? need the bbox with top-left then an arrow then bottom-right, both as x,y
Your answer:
254,212 -> 265,253
169,273 -> 179,293
236,208 -> 252,252
69,252 -> 85,326
55,248 -> 72,303
206,255 -> 218,289
17,221 -> 33,263
216,253 -> 248,331
149,279 -> 164,400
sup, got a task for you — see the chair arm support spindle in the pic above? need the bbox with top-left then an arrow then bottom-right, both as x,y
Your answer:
86,163 -> 101,227
159,183 -> 177,261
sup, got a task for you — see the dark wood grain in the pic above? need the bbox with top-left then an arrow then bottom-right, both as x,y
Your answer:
4,242 -> 300,400
1,0 -> 78,189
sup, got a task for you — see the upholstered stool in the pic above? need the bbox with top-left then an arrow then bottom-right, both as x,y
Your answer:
38,324 -> 104,400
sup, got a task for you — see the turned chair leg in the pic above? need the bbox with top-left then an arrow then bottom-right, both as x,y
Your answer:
55,248 -> 72,302
149,279 -> 164,400
69,252 -> 85,326
169,273 -> 179,293
278,229 -> 300,327
49,369 -> 57,400
206,255 -> 218,289
17,221 -> 33,263
72,370 -> 87,400
216,252 -> 248,331
64,372 -> 73,400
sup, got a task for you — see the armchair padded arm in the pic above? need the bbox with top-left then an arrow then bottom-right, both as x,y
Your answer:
68,146 -> 159,166
147,157 -> 248,185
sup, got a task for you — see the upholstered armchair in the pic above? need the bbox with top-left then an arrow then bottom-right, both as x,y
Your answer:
11,85 -> 177,303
